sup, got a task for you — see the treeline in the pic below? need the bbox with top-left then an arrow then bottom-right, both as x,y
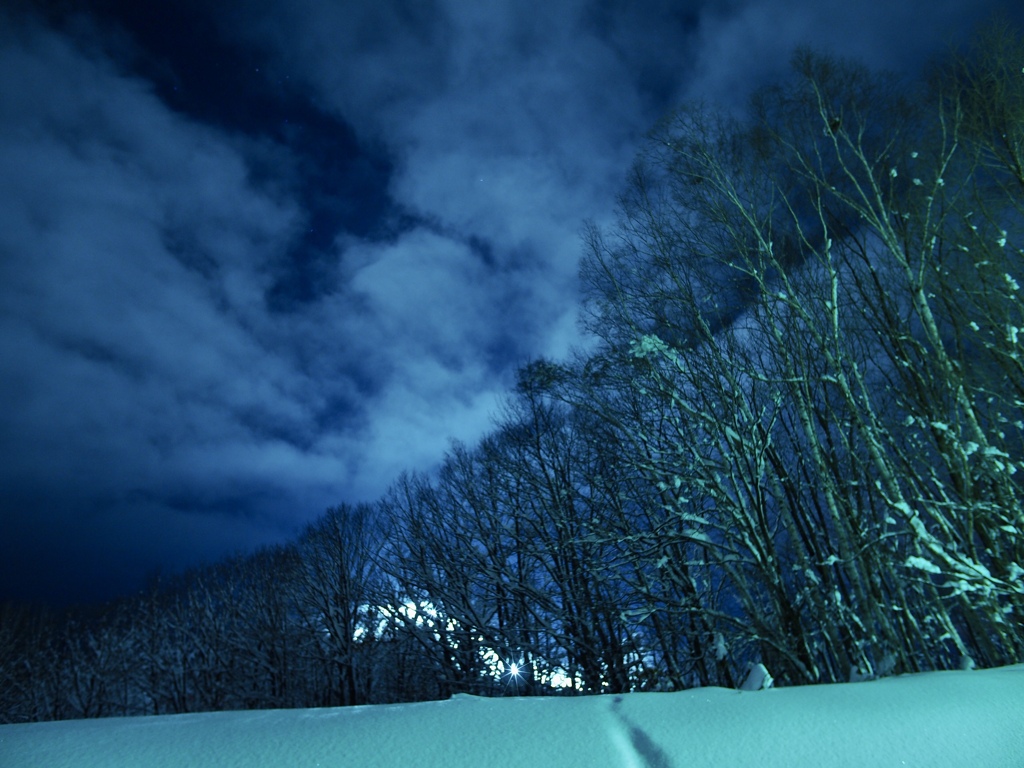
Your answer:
3,30 -> 1024,723
0,508 -> 442,721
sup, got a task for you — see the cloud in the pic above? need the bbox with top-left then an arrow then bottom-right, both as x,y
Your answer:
218,0 -> 701,363
4,0 -> 1020,603
0,5 -> 596,601
683,0 -> 1022,107
205,0 -> 700,481
0,13 -> 339,599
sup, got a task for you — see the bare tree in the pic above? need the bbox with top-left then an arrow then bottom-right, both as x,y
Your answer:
578,38 -> 1024,684
294,503 -> 384,706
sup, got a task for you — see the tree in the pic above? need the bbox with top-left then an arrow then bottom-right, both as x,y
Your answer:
577,35 -> 1024,684
294,503 -> 385,706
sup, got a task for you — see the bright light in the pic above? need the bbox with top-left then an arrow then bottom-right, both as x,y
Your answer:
499,656 -> 524,680
499,656 -> 527,694
543,667 -> 581,689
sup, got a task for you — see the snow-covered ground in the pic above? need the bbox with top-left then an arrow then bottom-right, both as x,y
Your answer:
3,665 -> 1023,767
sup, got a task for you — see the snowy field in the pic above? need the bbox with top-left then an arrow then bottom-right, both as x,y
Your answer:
2,665 -> 1023,767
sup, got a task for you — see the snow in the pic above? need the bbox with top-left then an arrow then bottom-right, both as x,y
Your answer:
905,555 -> 943,575
2,665 -> 1023,767
738,662 -> 774,691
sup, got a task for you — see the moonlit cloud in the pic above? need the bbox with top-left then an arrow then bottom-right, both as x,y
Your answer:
684,0 -> 1018,106
1,0 -> 1019,604
0,14 -> 327,600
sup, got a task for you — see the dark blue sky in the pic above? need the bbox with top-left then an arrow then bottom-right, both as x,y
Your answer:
1,0 -> 1019,606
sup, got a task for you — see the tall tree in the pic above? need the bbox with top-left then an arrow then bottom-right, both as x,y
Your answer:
295,503 -> 384,706
577,36 -> 1024,684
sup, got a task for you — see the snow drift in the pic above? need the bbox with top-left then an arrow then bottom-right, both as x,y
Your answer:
2,665 -> 1023,767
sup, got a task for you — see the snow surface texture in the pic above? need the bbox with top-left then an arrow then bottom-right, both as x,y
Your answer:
2,665 -> 1023,767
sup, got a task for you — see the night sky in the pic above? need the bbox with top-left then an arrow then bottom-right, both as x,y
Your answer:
2,0 -> 1020,606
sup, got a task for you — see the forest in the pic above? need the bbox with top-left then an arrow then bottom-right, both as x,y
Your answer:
2,28 -> 1023,723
